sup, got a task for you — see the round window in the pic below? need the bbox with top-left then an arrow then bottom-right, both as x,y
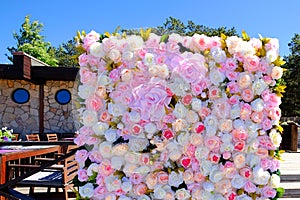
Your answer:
12,88 -> 30,104
55,89 -> 71,105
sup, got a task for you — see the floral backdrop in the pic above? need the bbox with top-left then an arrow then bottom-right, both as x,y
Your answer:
73,29 -> 286,200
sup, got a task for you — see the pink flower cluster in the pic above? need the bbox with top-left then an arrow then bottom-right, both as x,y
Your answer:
75,31 -> 284,199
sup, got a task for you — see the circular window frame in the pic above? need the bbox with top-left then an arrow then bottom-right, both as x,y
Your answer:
55,89 -> 71,105
12,88 -> 30,104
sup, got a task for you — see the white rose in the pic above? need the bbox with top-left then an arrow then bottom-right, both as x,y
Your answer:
269,129 -> 282,148
128,138 -> 149,152
129,110 -> 141,123
97,74 -> 111,86
168,76 -> 190,97
220,142 -> 234,153
199,160 -> 212,176
134,166 -> 151,176
176,131 -> 190,146
230,104 -> 241,119
200,190 -> 214,200
253,166 -> 271,185
210,47 -> 227,63
105,129 -> 117,142
214,194 -> 226,200
111,156 -> 124,170
108,102 -> 126,117
137,195 -> 151,200
157,64 -> 169,79
271,66 -> 283,80
144,53 -> 154,66
78,85 -> 94,99
89,42 -> 104,58
202,181 -> 214,192
173,103 -> 188,119
79,183 -> 94,198
209,166 -> 223,183
237,73 -> 252,89
82,110 -> 98,127
195,147 -> 210,161
252,78 -> 268,95
191,98 -> 202,111
92,122 -> 109,135
169,150 -> 182,161
209,68 -> 225,86
153,186 -> 167,199
144,123 -> 157,135
87,163 -> 99,176
124,152 -> 140,164
270,174 -> 281,188
236,194 -> 252,200
204,115 -> 218,135
123,163 -> 137,176
231,174 -> 246,189
186,110 -> 198,124
105,175 -> 121,192
118,196 -> 132,200
221,133 -> 233,143
127,35 -> 144,50
266,50 -> 278,63
99,142 -> 113,158
246,154 -> 260,168
108,49 -> 121,62
121,69 -> 133,82
175,188 -> 191,200
168,171 -> 183,187
122,51 -> 134,62
121,181 -> 133,192
251,98 -> 264,112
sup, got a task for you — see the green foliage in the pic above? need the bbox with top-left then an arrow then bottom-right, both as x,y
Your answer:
122,17 -> 238,37
55,38 -> 81,67
280,34 -> 300,116
6,15 -> 58,66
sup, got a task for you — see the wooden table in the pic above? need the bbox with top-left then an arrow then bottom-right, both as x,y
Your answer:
0,145 -> 60,199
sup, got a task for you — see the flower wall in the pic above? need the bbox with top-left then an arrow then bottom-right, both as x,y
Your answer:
74,30 -> 285,200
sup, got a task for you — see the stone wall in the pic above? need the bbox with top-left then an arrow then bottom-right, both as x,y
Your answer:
0,79 -> 77,140
44,80 -> 76,133
0,79 -> 39,137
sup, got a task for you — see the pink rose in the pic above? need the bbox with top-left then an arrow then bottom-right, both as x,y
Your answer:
163,128 -> 174,140
145,173 -> 157,189
174,54 -> 207,84
260,158 -> 271,170
99,110 -> 111,122
227,81 -> 240,94
80,67 -> 97,84
243,55 -> 260,72
130,173 -> 143,184
234,141 -> 246,152
239,167 -> 252,179
251,111 -> 263,123
75,149 -> 89,163
231,129 -> 248,142
93,185 -> 107,199
261,117 -> 273,131
157,171 -> 169,185
204,136 -> 221,152
130,78 -> 171,121
258,136 -> 276,150
82,30 -> 100,50
182,93 -> 193,105
208,86 -> 221,100
99,159 -> 114,176
85,96 -> 104,111
224,58 -> 238,71
244,181 -> 257,193
78,169 -> 88,182
228,95 -> 240,105
192,34 -> 211,51
241,88 -> 254,102
262,186 -> 277,198
198,107 -> 211,120
240,103 -> 252,120
215,179 -> 231,195
78,54 -> 89,67
89,150 -> 102,163
256,147 -> 269,158
268,108 -> 281,121
209,152 -> 220,164
133,183 -> 147,195
180,156 -> 191,168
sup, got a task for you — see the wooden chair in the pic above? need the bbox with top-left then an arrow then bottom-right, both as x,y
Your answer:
14,145 -> 79,200
26,134 -> 40,141
46,133 -> 58,141
12,133 -> 20,141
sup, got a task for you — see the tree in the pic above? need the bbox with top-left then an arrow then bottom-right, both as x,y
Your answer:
280,34 -> 300,116
6,15 -> 58,66
55,38 -> 81,67
123,17 -> 238,37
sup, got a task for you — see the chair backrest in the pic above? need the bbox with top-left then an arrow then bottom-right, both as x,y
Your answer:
26,134 -> 40,141
12,133 -> 19,141
46,133 -> 58,141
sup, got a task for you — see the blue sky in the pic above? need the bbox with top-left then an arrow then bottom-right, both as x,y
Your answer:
1,0 -> 300,64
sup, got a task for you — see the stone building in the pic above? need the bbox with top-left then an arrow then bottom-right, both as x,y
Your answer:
0,52 -> 79,140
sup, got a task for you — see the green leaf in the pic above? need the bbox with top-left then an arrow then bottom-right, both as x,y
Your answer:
276,187 -> 285,198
